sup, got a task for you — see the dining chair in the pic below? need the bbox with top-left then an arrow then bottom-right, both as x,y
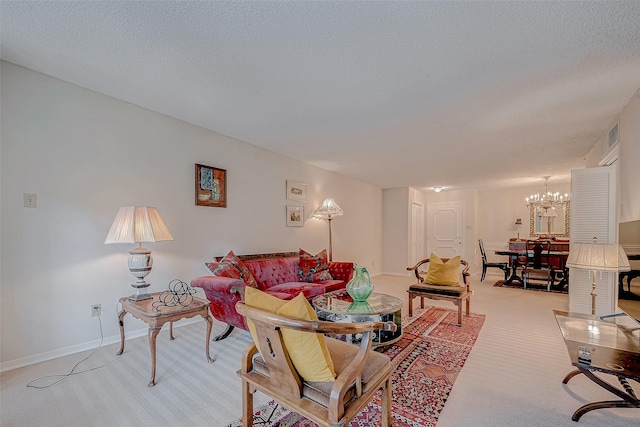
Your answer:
478,239 -> 509,282
522,240 -> 555,291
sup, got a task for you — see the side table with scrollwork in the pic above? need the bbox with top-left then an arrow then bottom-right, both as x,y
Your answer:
117,292 -> 214,387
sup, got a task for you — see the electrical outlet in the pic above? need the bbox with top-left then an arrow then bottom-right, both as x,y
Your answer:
23,193 -> 37,208
91,304 -> 102,317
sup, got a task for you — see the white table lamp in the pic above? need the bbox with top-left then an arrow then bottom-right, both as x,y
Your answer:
565,237 -> 630,315
105,207 -> 173,301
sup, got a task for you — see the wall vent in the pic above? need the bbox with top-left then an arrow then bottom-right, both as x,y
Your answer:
599,122 -> 620,166
608,123 -> 619,146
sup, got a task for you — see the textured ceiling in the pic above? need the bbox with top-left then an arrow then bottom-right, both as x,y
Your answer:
2,1 -> 640,191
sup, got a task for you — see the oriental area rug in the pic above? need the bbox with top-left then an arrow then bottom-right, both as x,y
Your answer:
226,306 -> 485,427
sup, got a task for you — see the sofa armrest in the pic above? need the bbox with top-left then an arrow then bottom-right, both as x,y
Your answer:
190,275 -> 248,331
329,262 -> 354,282
190,275 -> 245,295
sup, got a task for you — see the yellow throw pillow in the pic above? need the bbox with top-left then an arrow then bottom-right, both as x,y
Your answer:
423,254 -> 461,286
277,293 -> 336,382
243,288 -> 336,382
244,287 -> 288,355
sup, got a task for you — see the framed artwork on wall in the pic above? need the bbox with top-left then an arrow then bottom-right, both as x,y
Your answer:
195,163 -> 227,208
286,205 -> 304,227
286,180 -> 307,201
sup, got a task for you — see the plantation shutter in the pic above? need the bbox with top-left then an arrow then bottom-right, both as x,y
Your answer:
569,165 -> 617,315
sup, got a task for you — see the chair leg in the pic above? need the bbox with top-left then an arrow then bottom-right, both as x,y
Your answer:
481,265 -> 486,282
457,302 -> 463,326
381,376 -> 392,427
465,295 -> 470,317
408,294 -> 414,317
242,379 -> 253,427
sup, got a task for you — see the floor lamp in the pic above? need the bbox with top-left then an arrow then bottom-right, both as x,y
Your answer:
312,198 -> 343,262
565,237 -> 630,315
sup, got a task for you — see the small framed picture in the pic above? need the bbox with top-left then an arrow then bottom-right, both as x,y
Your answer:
286,180 -> 307,201
286,205 -> 304,227
195,164 -> 227,208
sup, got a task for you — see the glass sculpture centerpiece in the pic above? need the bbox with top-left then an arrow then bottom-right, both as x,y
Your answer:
346,266 -> 374,302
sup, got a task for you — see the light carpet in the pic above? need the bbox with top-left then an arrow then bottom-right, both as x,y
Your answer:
227,306 -> 486,427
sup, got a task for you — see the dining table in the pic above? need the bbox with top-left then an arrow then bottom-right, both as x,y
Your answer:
494,249 -> 571,289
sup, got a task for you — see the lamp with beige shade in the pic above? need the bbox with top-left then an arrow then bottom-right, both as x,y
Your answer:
105,206 -> 173,301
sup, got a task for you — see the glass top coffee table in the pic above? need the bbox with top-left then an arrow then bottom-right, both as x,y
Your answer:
553,310 -> 640,421
312,290 -> 403,347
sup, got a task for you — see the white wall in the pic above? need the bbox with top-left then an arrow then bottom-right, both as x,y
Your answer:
381,187 -> 425,275
381,187 -> 409,274
0,62 -> 383,369
583,86 -> 639,223
618,88 -> 640,223
476,182 -> 570,250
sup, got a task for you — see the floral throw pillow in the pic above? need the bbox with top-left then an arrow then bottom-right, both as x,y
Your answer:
205,261 -> 220,274
298,249 -> 333,282
212,251 -> 260,289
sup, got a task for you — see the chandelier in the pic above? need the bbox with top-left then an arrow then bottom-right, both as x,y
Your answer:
525,176 -> 570,217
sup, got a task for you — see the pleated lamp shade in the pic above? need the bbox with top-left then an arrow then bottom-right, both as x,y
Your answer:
566,241 -> 630,272
105,207 -> 173,244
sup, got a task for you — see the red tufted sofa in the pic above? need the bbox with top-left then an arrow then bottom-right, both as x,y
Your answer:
190,251 -> 354,340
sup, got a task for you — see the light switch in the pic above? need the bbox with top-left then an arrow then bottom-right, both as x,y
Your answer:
24,193 -> 37,208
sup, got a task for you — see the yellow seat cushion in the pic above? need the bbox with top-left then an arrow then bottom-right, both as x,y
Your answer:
244,287 -> 336,382
423,254 -> 461,286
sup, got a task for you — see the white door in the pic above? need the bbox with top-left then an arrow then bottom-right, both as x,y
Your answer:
410,202 -> 424,265
427,202 -> 464,259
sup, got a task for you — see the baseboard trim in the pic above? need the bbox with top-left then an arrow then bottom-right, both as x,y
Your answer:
0,317 -> 204,373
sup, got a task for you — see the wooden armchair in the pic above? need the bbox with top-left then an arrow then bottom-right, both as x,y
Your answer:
406,258 -> 471,326
235,301 -> 397,427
